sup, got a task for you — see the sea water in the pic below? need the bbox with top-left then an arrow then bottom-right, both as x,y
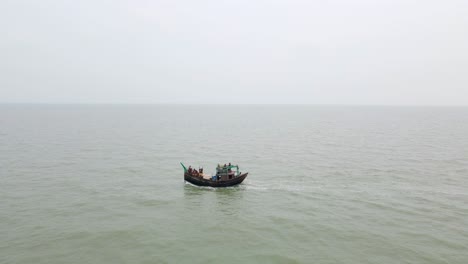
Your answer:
1,105 -> 467,263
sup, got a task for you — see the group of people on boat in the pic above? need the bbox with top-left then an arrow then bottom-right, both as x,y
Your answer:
185,162 -> 239,180
187,166 -> 203,177
217,163 -> 233,172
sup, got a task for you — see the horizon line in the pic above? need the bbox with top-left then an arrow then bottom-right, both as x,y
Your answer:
1,102 -> 468,107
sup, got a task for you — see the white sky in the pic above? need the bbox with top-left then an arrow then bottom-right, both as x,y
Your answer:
1,0 -> 467,105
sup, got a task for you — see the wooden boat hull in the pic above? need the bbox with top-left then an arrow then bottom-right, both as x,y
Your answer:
184,173 -> 248,187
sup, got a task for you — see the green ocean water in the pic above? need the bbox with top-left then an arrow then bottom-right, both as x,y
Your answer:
1,105 -> 468,264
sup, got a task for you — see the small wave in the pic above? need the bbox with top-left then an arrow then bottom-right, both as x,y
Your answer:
133,199 -> 171,207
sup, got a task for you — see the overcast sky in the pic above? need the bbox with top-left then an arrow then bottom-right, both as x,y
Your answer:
1,0 -> 467,105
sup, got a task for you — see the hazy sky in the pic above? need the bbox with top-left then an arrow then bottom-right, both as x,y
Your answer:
1,0 -> 467,105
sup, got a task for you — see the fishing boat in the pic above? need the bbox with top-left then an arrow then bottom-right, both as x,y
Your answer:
180,162 -> 248,187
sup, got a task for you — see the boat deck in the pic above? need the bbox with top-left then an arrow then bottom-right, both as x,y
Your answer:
200,173 -> 211,180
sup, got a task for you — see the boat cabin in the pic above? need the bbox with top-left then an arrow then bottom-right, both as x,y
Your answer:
215,163 -> 240,181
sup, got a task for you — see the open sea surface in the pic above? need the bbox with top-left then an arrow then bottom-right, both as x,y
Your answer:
1,105 -> 468,264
